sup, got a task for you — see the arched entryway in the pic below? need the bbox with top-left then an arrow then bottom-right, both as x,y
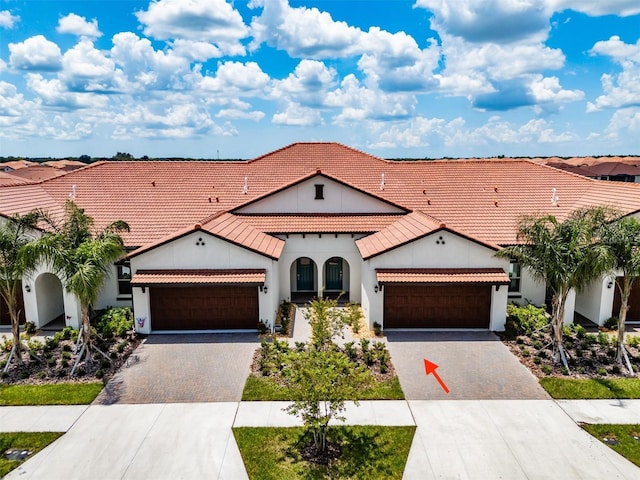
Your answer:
290,257 -> 318,303
323,257 -> 350,301
35,273 -> 65,328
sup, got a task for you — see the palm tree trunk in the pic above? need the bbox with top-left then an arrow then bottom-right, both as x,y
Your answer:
616,277 -> 634,373
81,304 -> 92,364
551,290 -> 570,370
8,296 -> 22,366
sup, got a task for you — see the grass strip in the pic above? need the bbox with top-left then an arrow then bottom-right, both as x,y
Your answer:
0,382 -> 103,406
242,375 -> 404,401
582,424 -> 640,467
0,432 -> 63,477
540,378 -> 640,399
234,425 -> 415,480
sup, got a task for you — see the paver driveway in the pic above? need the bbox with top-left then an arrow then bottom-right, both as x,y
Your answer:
94,333 -> 259,404
386,331 -> 549,400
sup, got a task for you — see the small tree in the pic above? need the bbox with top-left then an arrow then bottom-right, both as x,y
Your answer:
26,201 -> 129,373
283,296 -> 372,454
497,207 -> 613,369
283,347 -> 371,453
0,212 -> 41,371
600,215 -> 640,371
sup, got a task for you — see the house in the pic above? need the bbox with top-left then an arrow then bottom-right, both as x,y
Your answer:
1,142 -> 640,333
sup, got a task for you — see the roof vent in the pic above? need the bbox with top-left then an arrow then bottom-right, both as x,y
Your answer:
243,176 -> 248,195
68,184 -> 76,200
551,187 -> 560,206
380,173 -> 385,191
152,181 -> 156,187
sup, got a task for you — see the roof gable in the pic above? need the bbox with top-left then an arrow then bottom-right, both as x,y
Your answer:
233,171 -> 408,215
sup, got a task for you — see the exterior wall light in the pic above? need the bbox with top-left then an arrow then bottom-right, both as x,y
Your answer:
607,281 -> 614,289
374,285 -> 379,293
25,285 -> 31,292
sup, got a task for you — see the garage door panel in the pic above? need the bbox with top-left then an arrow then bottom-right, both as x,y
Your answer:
150,286 -> 258,330
384,284 -> 490,328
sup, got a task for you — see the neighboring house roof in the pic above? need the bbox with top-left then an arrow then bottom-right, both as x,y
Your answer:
0,160 -> 35,171
1,142 -> 640,253
376,268 -> 510,285
131,269 -> 266,286
7,165 -> 68,182
0,171 -> 32,186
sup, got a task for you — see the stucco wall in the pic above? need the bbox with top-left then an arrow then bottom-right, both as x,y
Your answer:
363,230 -> 510,330
236,176 -> 404,214
276,234 -> 365,303
575,275 -> 616,325
23,264 -> 81,329
130,231 -> 278,333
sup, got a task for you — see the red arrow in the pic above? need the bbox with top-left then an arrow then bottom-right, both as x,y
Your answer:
424,358 -> 450,394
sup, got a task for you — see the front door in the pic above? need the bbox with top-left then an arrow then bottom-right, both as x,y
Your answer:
325,258 -> 343,291
296,258 -> 314,291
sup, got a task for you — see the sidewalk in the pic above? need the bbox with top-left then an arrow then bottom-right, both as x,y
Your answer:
3,400 -> 640,479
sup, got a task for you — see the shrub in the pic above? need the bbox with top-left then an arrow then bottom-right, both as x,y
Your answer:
47,358 -> 56,367
533,356 -> 541,364
560,366 -> 570,375
346,302 -> 363,334
574,324 -> 587,339
373,322 -> 382,336
603,316 -> 619,331
596,368 -> 607,376
116,340 -> 128,353
505,303 -> 549,337
36,371 -> 47,379
24,321 -> 37,334
627,336 -> 640,348
94,307 -> 133,338
597,332 -> 610,346
61,351 -> 71,360
95,369 -> 104,379
343,341 -> 358,361
541,365 -> 552,375
611,365 -> 621,375
62,344 -> 72,352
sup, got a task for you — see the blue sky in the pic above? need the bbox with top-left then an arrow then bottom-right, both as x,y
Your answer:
1,0 -> 639,159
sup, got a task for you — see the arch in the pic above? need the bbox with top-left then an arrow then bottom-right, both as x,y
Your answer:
322,257 -> 350,301
35,272 -> 64,328
290,257 -> 318,303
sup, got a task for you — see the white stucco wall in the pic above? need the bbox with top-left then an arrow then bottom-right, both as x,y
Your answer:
276,234 -> 365,303
130,231 -> 278,333
236,176 -> 404,214
575,275 -> 616,325
23,264 -> 81,329
95,264 -> 133,310
362,230 -> 510,331
508,267 -> 546,307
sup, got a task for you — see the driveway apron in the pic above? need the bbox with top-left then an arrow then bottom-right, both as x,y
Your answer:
386,331 -> 549,400
94,333 -> 259,404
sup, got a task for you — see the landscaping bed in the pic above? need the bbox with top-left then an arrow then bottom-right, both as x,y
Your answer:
500,305 -> 640,379
0,307 -> 140,385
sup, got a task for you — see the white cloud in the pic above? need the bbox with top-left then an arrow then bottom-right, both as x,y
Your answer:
61,39 -> 121,93
197,61 -> 270,95
57,13 -> 102,38
272,103 -> 323,126
416,0 -> 552,43
551,0 -> 640,17
604,108 -> 640,141
587,37 -> 640,111
529,75 -> 583,104
136,0 -> 248,55
0,10 -> 19,28
9,35 -> 62,71
273,60 -> 336,106
0,81 -> 36,119
26,73 -> 108,110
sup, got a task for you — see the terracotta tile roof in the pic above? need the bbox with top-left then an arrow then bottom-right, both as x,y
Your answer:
0,171 -> 32,186
128,212 -> 284,260
239,214 -> 402,233
376,268 -> 510,284
7,165 -> 68,182
1,143 -> 640,249
131,269 -> 266,286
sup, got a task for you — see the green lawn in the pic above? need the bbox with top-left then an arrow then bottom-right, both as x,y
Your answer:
0,432 -> 63,477
540,378 -> 640,399
0,382 -> 103,406
242,375 -> 405,401
582,424 -> 640,467
233,425 -> 415,480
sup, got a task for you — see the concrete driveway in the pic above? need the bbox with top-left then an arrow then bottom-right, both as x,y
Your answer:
386,331 -> 549,400
94,334 -> 259,404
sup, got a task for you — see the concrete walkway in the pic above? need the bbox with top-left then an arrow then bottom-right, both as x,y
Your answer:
3,400 -> 640,479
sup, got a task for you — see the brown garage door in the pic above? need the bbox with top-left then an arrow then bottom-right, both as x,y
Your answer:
384,284 -> 491,328
150,286 -> 258,330
613,280 -> 640,322
0,285 -> 25,325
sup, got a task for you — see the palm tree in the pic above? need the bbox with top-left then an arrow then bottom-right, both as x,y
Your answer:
0,212 -> 41,371
496,207 -> 613,369
27,201 -> 129,373
600,215 -> 640,371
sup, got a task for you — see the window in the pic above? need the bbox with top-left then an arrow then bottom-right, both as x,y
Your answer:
117,262 -> 132,296
314,184 -> 324,200
508,260 -> 521,293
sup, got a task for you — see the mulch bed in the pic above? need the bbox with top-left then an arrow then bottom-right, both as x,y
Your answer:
0,331 -> 141,385
500,328 -> 640,379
